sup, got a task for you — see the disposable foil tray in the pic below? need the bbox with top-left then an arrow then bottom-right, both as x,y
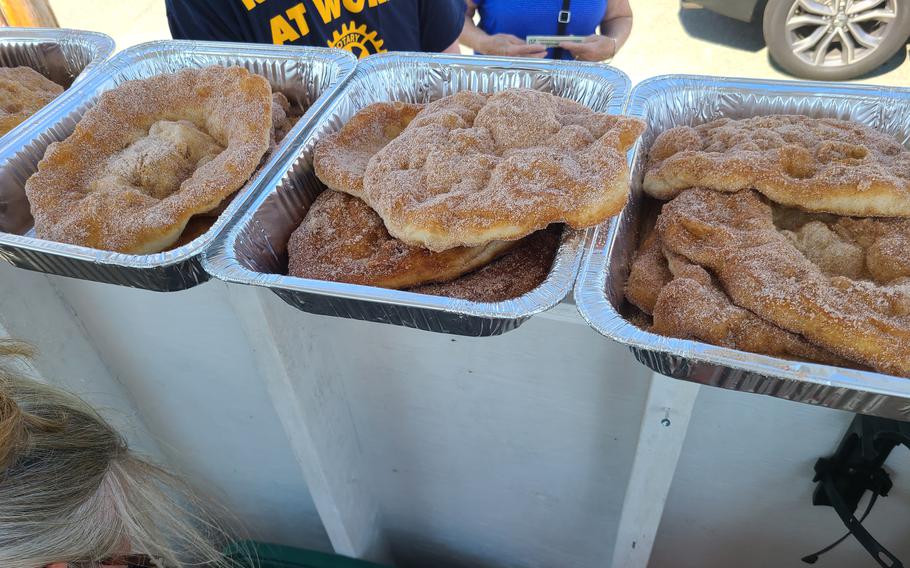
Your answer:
575,75 -> 910,420
0,40 -> 355,291
0,27 -> 113,148
205,52 -> 631,336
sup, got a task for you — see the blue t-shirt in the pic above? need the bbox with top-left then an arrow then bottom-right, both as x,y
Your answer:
476,0 -> 608,59
166,0 -> 464,58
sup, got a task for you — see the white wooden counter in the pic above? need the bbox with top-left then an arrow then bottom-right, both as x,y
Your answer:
2,261 -> 909,567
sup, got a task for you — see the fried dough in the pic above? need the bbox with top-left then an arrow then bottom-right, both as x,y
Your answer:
313,101 -> 423,199
652,249 -> 853,367
412,226 -> 561,302
362,89 -> 644,251
287,190 -> 516,289
26,66 -> 272,254
624,217 -> 848,366
270,91 -> 301,149
625,226 -> 672,314
657,188 -> 910,376
169,89 -> 304,249
644,115 -> 910,217
0,66 -> 64,136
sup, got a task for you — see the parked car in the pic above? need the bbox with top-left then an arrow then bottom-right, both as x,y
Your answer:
683,0 -> 910,80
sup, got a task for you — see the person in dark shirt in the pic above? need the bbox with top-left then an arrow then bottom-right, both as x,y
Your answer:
459,0 -> 633,61
166,0 -> 465,58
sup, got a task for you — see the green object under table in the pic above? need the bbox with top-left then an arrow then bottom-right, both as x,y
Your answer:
224,541 -> 390,568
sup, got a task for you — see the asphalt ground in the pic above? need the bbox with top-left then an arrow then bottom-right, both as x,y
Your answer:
48,0 -> 910,87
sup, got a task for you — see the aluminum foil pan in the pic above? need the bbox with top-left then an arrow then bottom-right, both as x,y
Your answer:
205,52 -> 631,336
0,27 -> 113,148
575,74 -> 910,420
0,40 -> 356,291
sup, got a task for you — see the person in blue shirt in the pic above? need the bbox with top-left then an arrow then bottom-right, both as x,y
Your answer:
166,0 -> 464,59
459,0 -> 632,61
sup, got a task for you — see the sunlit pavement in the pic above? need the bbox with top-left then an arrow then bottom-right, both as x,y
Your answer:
48,0 -> 910,87
615,0 -> 909,86
49,0 -> 169,50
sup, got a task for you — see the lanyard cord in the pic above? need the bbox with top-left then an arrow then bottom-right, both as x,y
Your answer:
551,0 -> 571,60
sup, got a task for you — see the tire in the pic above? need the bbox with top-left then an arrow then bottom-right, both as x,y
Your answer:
763,0 -> 910,81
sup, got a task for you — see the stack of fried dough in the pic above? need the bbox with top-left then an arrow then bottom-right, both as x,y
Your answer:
292,88 -> 645,303
24,65 -> 302,254
626,114 -> 910,377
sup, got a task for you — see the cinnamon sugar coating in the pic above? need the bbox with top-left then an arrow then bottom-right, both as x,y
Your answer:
270,91 -> 302,149
412,226 -> 561,302
653,248 -> 852,367
625,221 -> 848,366
313,101 -> 423,199
625,227 -> 671,314
287,190 -> 516,289
779,215 -> 910,284
657,188 -> 910,376
0,66 -> 63,136
25,65 -> 272,254
167,90 -> 304,250
644,115 -> 910,217
359,89 -> 644,251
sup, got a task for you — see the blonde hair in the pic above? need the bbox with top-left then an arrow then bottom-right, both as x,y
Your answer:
0,339 -> 246,568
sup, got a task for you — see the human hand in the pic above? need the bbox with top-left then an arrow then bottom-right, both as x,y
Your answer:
481,33 -> 548,58
559,35 -> 617,61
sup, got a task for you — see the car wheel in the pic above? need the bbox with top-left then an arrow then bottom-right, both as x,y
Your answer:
763,0 -> 910,81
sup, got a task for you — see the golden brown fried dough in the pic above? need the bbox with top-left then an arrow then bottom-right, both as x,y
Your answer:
0,66 -> 63,136
313,101 -> 423,199
287,190 -> 516,289
625,226 -> 672,314
362,89 -> 644,251
26,66 -> 273,254
652,250 -> 853,367
657,188 -> 910,376
412,226 -> 561,302
644,115 -> 910,217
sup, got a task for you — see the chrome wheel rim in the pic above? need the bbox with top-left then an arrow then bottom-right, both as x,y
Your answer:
785,0 -> 898,67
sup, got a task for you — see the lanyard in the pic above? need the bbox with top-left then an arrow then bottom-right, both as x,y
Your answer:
551,0 -> 571,60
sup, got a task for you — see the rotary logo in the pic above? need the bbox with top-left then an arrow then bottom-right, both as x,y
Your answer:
328,22 -> 387,59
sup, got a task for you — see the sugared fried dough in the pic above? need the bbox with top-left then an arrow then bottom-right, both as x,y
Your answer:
832,217 -> 910,284
625,227 -> 672,314
412,226 -> 561,302
652,250 -> 853,367
779,215 -> 910,284
0,66 -> 64,136
625,217 -> 848,365
270,91 -> 302,149
362,89 -> 644,251
26,66 -> 272,254
313,101 -> 423,199
644,115 -> 910,217
781,220 -> 867,281
287,190 -> 516,289
657,188 -> 910,376
170,88 -> 304,249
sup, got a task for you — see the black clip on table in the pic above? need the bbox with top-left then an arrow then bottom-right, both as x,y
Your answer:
803,414 -> 910,567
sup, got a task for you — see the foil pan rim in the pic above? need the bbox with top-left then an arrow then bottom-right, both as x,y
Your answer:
0,40 -> 357,270
575,222 -> 910,402
575,73 -> 910,406
0,27 -> 115,155
205,52 -> 631,325
352,50 -> 633,93
628,73 -> 910,115
210,226 -> 588,321
0,27 -> 115,72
